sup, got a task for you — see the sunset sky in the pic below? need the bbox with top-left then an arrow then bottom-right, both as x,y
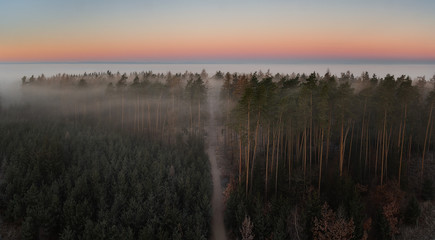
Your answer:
1,0 -> 435,62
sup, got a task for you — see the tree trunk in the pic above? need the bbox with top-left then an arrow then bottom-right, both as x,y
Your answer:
74,103 -> 77,126
275,114 -> 282,195
288,120 -> 292,190
121,94 -> 124,130
399,104 -> 407,185
134,96 -> 137,132
318,128 -> 324,193
271,128 -> 276,176
198,100 -> 201,133
265,126 -> 270,197
385,125 -> 393,181
422,103 -> 433,181
246,102 -> 250,196
109,99 -> 112,124
381,110 -> 387,185
309,92 -> 313,180
156,95 -> 161,133
408,135 -> 412,181
347,122 -> 355,172
360,99 -> 367,164
250,111 -> 260,193
239,132 -> 242,184
398,118 -> 403,148
296,133 -> 301,166
339,119 -> 344,177
365,125 -> 370,180
147,101 -> 151,132
172,93 -> 175,130
326,113 -> 332,169
375,129 -> 381,179
189,102 -> 193,133
425,120 -> 434,178
339,119 -> 350,177
303,128 -> 307,182
142,97 -> 145,132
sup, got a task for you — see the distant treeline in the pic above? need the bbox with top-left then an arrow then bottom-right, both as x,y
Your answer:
19,70 -> 210,141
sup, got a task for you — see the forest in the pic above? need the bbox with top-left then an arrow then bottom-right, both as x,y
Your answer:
219,71 -> 435,240
0,69 -> 434,240
0,71 -> 211,239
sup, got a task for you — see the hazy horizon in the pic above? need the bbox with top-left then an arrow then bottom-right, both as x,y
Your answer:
2,58 -> 435,65
2,0 -> 435,62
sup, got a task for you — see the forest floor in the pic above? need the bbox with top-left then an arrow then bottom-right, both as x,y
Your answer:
205,80 -> 228,240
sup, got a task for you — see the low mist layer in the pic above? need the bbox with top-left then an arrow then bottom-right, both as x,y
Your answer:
1,69 -> 435,239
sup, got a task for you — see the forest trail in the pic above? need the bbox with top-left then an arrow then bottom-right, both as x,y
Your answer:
205,80 -> 227,240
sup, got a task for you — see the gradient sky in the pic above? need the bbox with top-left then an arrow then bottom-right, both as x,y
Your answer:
1,0 -> 435,62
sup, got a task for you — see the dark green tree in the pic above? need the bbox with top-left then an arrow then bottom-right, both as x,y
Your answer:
421,178 -> 435,200
404,195 -> 420,225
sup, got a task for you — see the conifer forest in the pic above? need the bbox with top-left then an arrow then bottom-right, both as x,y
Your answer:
0,70 -> 434,240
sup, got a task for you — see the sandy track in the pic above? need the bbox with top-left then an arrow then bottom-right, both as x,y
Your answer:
205,81 -> 227,240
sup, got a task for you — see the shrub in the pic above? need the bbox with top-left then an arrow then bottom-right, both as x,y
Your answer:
421,178 -> 434,201
312,203 -> 355,240
240,215 -> 255,240
404,195 -> 420,226
374,209 -> 391,240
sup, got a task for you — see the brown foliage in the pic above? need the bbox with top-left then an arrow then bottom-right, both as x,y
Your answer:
240,215 -> 255,240
313,203 -> 355,240
356,183 -> 368,193
223,176 -> 236,203
370,183 -> 404,208
383,199 -> 400,236
362,217 -> 372,240
370,182 -> 404,237
233,74 -> 249,99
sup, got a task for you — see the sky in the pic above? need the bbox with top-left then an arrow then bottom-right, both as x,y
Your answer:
1,0 -> 435,63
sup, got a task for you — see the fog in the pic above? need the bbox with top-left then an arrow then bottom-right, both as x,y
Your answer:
0,69 -> 218,239
3,66 -> 435,239
13,73 -> 207,141
1,63 -> 434,108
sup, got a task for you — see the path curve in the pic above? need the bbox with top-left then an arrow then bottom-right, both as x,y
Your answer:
206,81 -> 227,240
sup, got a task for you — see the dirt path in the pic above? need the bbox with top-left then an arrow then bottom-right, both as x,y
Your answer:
205,81 -> 227,240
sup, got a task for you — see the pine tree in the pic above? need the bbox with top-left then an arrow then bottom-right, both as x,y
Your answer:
421,178 -> 435,201
404,195 -> 420,226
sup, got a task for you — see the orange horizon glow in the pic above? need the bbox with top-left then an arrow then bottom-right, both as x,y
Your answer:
2,1 -> 435,63
2,36 -> 435,62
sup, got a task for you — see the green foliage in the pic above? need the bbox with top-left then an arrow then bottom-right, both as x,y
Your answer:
21,217 -> 36,240
116,73 -> 128,88
347,189 -> 365,240
220,70 -> 435,239
374,209 -> 391,240
225,185 -> 247,236
5,69 -> 435,240
324,176 -> 364,240
214,71 -> 224,79
185,76 -> 207,103
225,184 -> 295,240
78,78 -> 87,87
0,114 -> 212,239
303,190 -> 322,240
404,195 -> 420,226
421,178 -> 435,201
